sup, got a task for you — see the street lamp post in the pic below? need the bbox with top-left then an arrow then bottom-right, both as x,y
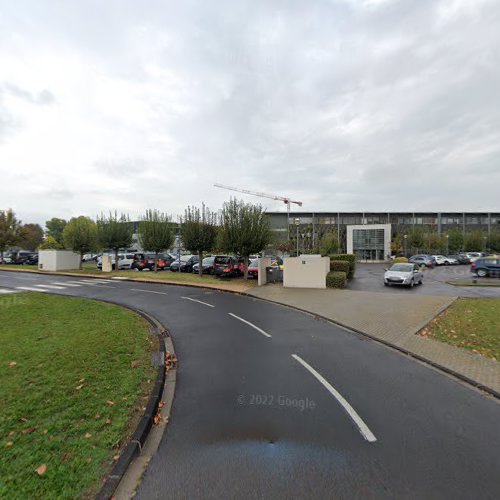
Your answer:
294,218 -> 300,257
483,235 -> 487,252
446,234 -> 449,255
403,234 -> 408,257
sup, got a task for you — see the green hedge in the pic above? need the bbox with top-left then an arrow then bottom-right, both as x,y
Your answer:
326,271 -> 347,288
330,260 -> 350,273
329,254 -> 356,279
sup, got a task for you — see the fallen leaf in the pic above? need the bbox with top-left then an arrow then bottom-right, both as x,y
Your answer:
7,431 -> 15,437
5,441 -> 13,448
158,400 -> 165,409
105,418 -> 111,425
153,413 -> 161,425
20,417 -> 28,423
86,458 -> 92,463
106,401 -> 114,406
113,454 -> 120,461
35,464 -> 47,476
85,432 -> 91,439
78,378 -> 85,383
22,426 -> 37,435
94,414 -> 101,419
42,429 -> 48,435
131,361 -> 138,368
75,384 -> 84,390
9,361 -> 17,368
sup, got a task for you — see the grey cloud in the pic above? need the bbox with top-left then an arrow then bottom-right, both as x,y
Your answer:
3,83 -> 55,105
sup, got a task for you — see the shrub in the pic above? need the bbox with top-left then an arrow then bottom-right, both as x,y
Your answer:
330,260 -> 350,273
330,254 -> 356,279
392,256 -> 408,264
326,271 -> 347,288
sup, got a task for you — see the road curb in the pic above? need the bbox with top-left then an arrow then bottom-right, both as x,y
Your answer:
95,304 -> 173,500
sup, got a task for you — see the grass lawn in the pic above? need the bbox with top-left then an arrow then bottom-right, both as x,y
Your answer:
0,293 -> 156,499
422,298 -> 500,361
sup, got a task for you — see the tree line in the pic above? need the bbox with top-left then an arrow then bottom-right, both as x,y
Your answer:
0,199 -> 272,279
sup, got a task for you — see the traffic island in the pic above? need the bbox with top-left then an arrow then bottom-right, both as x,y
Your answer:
0,293 -> 159,498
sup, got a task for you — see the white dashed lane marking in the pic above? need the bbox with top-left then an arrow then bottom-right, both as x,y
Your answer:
182,296 -> 215,308
292,354 -> 377,443
34,284 -> 66,290
228,313 -> 271,338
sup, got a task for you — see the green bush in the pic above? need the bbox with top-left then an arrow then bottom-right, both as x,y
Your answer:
326,271 -> 347,288
330,254 -> 356,279
330,260 -> 350,273
392,256 -> 408,264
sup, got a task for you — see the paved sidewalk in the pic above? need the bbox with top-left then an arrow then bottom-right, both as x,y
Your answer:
248,285 -> 500,395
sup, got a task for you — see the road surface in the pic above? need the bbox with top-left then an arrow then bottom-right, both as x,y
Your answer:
1,270 -> 499,499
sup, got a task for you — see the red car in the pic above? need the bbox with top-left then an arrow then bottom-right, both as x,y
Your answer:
214,256 -> 241,277
131,253 -> 173,271
247,259 -> 259,279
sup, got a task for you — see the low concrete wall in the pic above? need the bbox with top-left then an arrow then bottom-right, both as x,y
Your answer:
283,255 -> 329,289
39,250 -> 81,271
257,258 -> 272,286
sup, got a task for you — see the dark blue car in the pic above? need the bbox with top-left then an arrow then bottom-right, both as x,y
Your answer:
471,257 -> 500,277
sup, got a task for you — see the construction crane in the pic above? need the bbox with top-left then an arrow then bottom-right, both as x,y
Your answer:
214,183 -> 303,239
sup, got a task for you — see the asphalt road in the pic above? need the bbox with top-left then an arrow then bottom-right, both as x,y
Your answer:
1,270 -> 499,499
349,263 -> 500,297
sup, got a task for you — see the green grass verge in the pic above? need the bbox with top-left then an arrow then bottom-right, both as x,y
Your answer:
423,298 -> 500,361
0,293 -> 156,499
446,281 -> 500,287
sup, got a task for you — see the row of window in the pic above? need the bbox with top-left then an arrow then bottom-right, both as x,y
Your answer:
287,216 -> 500,226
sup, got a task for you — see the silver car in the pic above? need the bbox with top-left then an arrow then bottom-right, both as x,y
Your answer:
384,263 -> 423,288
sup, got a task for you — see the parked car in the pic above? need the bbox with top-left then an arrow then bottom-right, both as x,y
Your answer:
432,255 -> 458,266
408,255 -> 435,268
247,258 -> 259,279
384,263 -> 424,287
9,251 -> 38,265
97,253 -> 136,270
0,253 -> 12,264
214,256 -> 241,277
471,257 -> 500,277
465,252 -> 482,263
192,256 -> 216,274
448,254 -> 470,264
131,253 -> 173,271
170,255 -> 199,272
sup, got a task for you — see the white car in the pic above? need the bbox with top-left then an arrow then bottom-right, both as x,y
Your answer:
97,253 -> 135,270
465,252 -> 482,263
384,263 -> 424,288
433,255 -> 458,266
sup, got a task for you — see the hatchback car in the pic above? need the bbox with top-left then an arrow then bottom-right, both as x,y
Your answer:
471,257 -> 500,277
384,263 -> 424,287
408,255 -> 435,268
433,255 -> 458,266
214,256 -> 241,277
170,255 -> 199,272
192,256 -> 216,274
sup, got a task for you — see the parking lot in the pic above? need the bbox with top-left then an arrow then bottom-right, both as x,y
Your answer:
348,263 -> 500,298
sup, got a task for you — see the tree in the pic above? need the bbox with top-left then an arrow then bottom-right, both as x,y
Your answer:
425,232 -> 445,254
18,223 -> 44,251
180,204 -> 217,276
274,239 -> 293,258
464,230 -> 486,252
406,227 -> 425,254
63,216 -> 98,269
218,198 -> 271,279
487,230 -> 500,253
0,209 -> 20,260
97,212 -> 133,271
39,236 -> 64,250
45,218 -> 67,245
319,231 -> 339,256
446,229 -> 464,253
137,210 -> 175,272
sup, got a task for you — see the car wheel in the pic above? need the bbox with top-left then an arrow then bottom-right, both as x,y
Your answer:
384,282 -> 388,286
409,279 -> 414,288
477,269 -> 488,277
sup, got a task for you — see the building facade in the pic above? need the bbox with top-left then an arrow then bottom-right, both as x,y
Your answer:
268,211 -> 500,260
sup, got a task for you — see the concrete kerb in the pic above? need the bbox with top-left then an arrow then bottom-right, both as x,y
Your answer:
2,267 -> 497,400
94,303 -> 175,500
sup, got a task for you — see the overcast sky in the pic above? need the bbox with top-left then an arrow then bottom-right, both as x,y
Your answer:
1,0 -> 499,226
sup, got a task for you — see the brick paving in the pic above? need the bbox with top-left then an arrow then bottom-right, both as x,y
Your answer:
248,285 -> 500,395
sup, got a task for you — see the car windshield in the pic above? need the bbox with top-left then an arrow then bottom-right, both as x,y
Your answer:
249,259 -> 258,267
203,257 -> 215,264
390,264 -> 414,272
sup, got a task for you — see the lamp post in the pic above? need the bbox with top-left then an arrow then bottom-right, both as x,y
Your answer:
446,234 -> 449,255
403,234 -> 408,257
483,235 -> 487,252
294,218 -> 300,257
